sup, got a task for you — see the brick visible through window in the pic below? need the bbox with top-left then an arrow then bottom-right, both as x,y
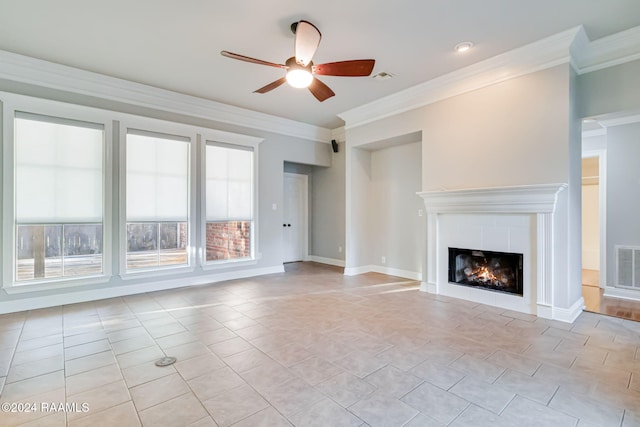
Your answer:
206,221 -> 251,261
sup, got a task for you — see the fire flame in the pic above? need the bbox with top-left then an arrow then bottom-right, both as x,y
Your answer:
477,266 -> 498,282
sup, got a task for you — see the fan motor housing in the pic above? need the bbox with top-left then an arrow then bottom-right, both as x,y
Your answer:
286,56 -> 313,71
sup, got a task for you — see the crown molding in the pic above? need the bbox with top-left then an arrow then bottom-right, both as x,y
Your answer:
338,27 -> 581,129
582,127 -> 606,138
339,25 -> 640,130
597,112 -> 640,128
0,50 -> 332,143
572,25 -> 640,74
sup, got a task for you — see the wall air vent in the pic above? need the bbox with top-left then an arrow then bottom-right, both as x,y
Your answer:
616,246 -> 640,288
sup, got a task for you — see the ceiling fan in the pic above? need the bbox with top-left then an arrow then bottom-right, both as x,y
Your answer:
221,20 -> 375,102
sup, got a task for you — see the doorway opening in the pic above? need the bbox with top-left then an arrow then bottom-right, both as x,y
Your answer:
581,154 -> 603,308
580,122 -> 640,321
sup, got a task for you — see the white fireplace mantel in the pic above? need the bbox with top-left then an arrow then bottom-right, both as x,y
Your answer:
417,183 -> 568,214
418,183 -> 572,321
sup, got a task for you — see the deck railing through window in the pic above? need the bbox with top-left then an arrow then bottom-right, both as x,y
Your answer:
16,223 -> 103,281
126,222 -> 188,270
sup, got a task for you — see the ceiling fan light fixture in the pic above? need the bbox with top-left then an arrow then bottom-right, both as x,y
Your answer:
286,68 -> 313,88
221,20 -> 373,101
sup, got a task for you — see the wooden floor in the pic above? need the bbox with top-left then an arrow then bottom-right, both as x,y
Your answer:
582,269 -> 640,322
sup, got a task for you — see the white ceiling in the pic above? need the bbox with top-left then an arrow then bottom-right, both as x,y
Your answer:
0,0 -> 639,129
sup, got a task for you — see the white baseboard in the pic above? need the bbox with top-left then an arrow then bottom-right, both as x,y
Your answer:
344,265 -> 375,276
307,256 -> 345,268
344,265 -> 422,281
603,286 -> 640,302
420,281 -> 437,293
536,304 -> 554,320
370,266 -> 422,281
0,265 -> 285,315
552,297 -> 585,323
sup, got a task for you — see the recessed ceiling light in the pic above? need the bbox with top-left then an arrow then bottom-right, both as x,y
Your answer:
454,42 -> 474,53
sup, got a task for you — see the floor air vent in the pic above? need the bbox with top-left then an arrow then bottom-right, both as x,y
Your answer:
616,246 -> 640,288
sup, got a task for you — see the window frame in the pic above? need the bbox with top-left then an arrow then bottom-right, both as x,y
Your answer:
1,92 -> 113,293
118,116 -> 197,279
199,129 -> 261,269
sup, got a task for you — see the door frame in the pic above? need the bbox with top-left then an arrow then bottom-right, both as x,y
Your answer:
582,148 -> 607,289
283,172 -> 309,263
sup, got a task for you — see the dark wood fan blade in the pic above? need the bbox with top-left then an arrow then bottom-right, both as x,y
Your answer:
313,59 -> 375,76
221,51 -> 286,69
294,20 -> 321,67
308,77 -> 335,102
254,77 -> 287,94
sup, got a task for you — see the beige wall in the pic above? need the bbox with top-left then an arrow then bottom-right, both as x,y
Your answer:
348,65 -> 571,190
311,143 -> 346,261
369,141 -> 423,274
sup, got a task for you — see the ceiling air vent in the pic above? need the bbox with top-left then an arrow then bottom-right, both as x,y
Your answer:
372,72 -> 394,81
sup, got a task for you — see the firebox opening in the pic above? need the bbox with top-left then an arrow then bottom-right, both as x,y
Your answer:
448,247 -> 523,296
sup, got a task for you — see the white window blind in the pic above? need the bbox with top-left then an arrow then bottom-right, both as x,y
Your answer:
126,131 -> 190,222
15,112 -> 104,223
206,143 -> 253,221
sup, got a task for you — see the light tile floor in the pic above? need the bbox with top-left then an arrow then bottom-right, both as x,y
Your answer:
1,262 -> 639,427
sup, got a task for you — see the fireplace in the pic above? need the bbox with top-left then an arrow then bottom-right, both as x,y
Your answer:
418,184 -> 581,321
448,247 -> 523,296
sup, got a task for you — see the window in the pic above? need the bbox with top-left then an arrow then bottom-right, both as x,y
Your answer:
14,112 -> 104,282
2,92 -> 260,291
205,143 -> 253,262
126,130 -> 190,270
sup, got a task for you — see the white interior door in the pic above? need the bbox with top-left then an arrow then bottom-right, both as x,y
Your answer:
283,173 -> 308,263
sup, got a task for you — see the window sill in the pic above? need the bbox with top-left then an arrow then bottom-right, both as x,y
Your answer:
202,258 -> 257,271
3,275 -> 111,294
119,265 -> 196,281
